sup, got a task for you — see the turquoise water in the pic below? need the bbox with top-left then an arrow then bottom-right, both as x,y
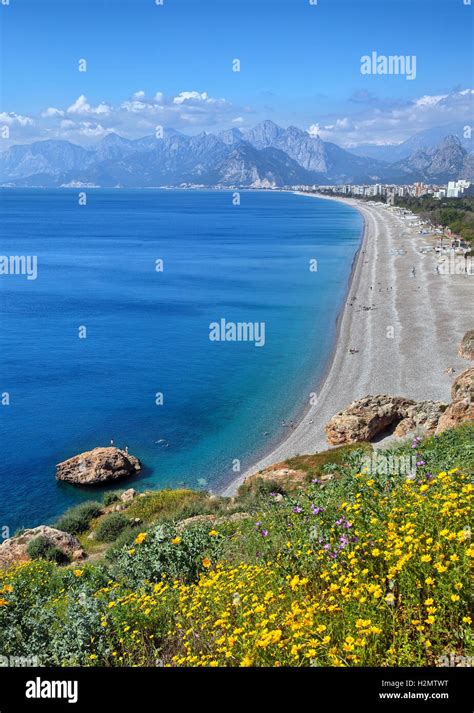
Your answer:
0,189 -> 362,531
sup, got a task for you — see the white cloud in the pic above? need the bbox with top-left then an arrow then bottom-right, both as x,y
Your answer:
41,107 -> 64,118
0,111 -> 34,126
414,94 -> 447,107
173,91 -> 209,105
309,88 -> 474,147
67,95 -> 112,116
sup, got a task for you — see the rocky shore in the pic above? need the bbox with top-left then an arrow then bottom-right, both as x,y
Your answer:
224,196 -> 473,495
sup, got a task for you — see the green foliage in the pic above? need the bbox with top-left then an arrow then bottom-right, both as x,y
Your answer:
103,491 -> 124,507
126,489 -> 216,525
94,513 -> 130,543
395,195 -> 474,245
56,501 -> 103,535
110,523 -> 225,586
26,536 -> 70,565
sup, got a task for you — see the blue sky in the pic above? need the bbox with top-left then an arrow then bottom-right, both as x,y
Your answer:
0,0 -> 472,146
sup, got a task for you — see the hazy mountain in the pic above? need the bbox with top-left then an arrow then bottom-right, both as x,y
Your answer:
0,123 -> 471,187
242,120 -> 387,180
0,140 -> 93,179
391,135 -> 472,182
351,122 -> 471,163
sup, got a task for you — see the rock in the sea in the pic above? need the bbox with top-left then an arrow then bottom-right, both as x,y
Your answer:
459,330 -> 474,360
0,526 -> 85,569
325,395 -> 447,445
56,447 -> 141,485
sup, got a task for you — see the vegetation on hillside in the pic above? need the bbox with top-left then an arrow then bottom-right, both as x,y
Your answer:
0,425 -> 472,667
395,196 -> 474,245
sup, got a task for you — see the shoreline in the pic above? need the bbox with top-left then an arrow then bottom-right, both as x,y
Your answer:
222,193 -> 473,496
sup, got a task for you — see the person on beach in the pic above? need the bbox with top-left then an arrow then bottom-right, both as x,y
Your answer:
412,266 -> 416,277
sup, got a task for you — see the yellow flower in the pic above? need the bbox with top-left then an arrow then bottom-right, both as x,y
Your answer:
420,554 -> 432,563
450,594 -> 460,602
0,599 -> 8,607
134,532 -> 147,545
240,656 -> 253,667
202,557 -> 211,569
73,570 -> 83,577
462,616 -> 472,624
208,530 -> 219,537
371,548 -> 381,557
128,549 -> 136,556
171,536 -> 182,545
424,598 -> 434,606
385,593 -> 395,604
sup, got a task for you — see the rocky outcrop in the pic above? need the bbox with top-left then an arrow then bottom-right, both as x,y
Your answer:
56,447 -> 141,485
451,367 -> 474,402
459,330 -> 474,361
436,367 -> 474,434
394,400 -> 448,437
325,395 -> 447,445
120,488 -> 137,503
245,467 -> 308,491
0,526 -> 85,569
436,399 -> 474,434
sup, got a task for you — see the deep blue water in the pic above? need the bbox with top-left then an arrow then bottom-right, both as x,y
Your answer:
0,189 -> 362,531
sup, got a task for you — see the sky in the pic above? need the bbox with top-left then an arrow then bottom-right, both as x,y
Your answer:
0,0 -> 473,147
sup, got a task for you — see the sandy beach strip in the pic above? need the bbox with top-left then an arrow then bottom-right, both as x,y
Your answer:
223,193 -> 473,495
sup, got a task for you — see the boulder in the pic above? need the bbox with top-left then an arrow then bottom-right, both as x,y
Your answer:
325,395 -> 415,445
243,467 -> 308,493
451,367 -> 474,403
436,399 -> 474,434
325,395 -> 447,445
435,367 -> 473,434
56,447 -> 141,485
120,488 -> 137,503
459,330 -> 474,360
394,400 -> 448,437
0,526 -> 85,569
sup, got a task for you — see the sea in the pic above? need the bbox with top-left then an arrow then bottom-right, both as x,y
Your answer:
0,189 -> 362,531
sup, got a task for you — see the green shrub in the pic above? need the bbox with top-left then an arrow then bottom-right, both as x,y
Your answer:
103,491 -> 123,507
105,527 -> 141,561
26,536 -> 70,565
111,523 -> 225,586
95,513 -> 130,543
56,501 -> 102,535
126,489 -> 209,524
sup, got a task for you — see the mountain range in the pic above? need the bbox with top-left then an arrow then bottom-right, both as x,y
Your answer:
0,121 -> 472,188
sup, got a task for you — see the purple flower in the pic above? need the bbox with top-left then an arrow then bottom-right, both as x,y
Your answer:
311,505 -> 324,515
293,506 -> 302,514
255,522 -> 261,528
351,536 -> 359,543
329,552 -> 338,559
339,536 -> 349,547
416,460 -> 425,467
261,529 -> 269,538
323,543 -> 330,551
